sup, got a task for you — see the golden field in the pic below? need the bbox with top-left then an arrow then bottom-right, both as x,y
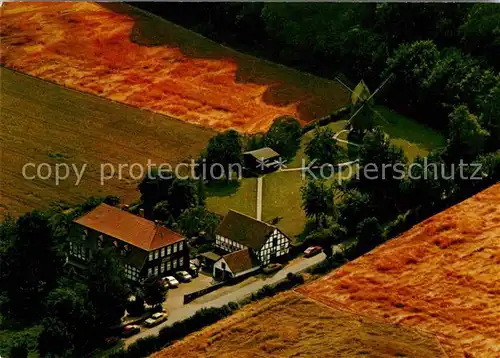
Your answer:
0,2 -> 349,133
298,183 -> 500,357
154,292 -> 446,358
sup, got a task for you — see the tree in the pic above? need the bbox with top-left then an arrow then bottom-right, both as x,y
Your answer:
264,116 -> 302,159
305,126 -> 343,165
479,82 -> 500,151
337,189 -> 375,236
460,4 -> 500,69
353,127 -> 407,216
305,224 -> 346,257
153,201 -> 171,222
384,40 -> 440,116
126,294 -> 145,317
167,178 -> 199,218
300,180 -> 335,224
38,285 -> 91,357
178,206 -> 221,238
142,277 -> 167,308
203,130 -> 243,180
138,168 -> 174,218
356,217 -> 382,253
2,211 -> 61,320
86,248 -> 129,334
446,105 -> 489,162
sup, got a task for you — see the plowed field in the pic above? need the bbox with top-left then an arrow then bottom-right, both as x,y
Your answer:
0,2 -> 349,133
298,183 -> 500,358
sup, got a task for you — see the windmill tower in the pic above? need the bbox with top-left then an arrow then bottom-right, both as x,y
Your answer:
335,74 -> 394,136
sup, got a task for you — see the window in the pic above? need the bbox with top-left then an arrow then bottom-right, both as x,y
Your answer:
161,247 -> 165,257
167,245 -> 171,255
69,242 -> 86,260
273,237 -> 278,246
173,243 -> 178,253
161,263 -> 165,273
179,257 -> 184,266
173,259 -> 177,269
125,265 -> 139,281
149,252 -> 154,261
179,242 -> 183,251
97,234 -> 104,248
167,261 -> 171,271
154,250 -> 159,260
148,267 -> 153,276
154,266 -> 159,276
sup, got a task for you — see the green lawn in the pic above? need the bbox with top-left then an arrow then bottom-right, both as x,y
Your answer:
206,178 -> 257,218
374,106 -> 445,161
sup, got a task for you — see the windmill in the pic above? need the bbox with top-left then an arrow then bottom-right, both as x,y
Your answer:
335,74 -> 394,136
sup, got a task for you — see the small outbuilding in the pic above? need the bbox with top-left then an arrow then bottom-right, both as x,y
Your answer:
243,147 -> 281,173
213,248 -> 260,281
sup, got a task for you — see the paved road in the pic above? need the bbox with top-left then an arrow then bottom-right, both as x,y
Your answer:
333,129 -> 361,147
124,252 -> 326,346
256,176 -> 263,220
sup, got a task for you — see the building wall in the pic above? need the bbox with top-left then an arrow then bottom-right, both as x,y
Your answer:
213,257 -> 233,279
215,234 -> 247,253
257,229 -> 290,266
67,224 -> 188,282
144,240 -> 188,278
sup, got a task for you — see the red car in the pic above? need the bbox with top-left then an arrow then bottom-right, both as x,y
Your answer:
304,246 -> 322,258
121,325 -> 140,337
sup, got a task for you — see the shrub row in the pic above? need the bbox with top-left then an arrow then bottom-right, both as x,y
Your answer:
249,272 -> 305,302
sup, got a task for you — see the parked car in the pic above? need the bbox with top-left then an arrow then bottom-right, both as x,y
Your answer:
188,263 -> 199,278
263,263 -> 283,274
121,325 -> 140,337
304,246 -> 322,258
162,275 -> 179,288
143,312 -> 168,327
176,270 -> 193,282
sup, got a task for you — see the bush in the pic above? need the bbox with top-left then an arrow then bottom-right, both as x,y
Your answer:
286,272 -> 305,285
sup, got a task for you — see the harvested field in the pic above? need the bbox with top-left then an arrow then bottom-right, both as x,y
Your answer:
298,183 -> 500,358
0,67 -> 214,216
0,2 -> 350,133
154,291 -> 446,358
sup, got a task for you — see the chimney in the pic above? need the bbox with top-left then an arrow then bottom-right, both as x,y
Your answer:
139,208 -> 145,218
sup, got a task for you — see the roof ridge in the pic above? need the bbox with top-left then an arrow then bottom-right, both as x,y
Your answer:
227,209 -> 274,229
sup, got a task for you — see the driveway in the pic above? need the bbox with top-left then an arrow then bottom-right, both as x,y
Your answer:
124,252 -> 326,346
162,273 -> 213,311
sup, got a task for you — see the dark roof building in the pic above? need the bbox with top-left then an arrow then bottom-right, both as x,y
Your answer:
220,249 -> 259,275
243,147 -> 280,173
216,210 -> 276,250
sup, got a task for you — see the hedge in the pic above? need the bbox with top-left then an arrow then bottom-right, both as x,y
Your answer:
302,106 -> 350,134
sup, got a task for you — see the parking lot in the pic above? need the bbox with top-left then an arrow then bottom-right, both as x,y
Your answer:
162,271 -> 214,311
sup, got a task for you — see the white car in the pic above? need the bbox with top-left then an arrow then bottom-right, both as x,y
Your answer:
176,270 -> 192,282
163,275 -> 179,288
143,312 -> 168,327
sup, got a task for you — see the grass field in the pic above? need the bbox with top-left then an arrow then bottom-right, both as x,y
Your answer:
154,291 -> 446,358
0,2 -> 350,133
205,178 -> 257,219
298,184 -> 500,357
0,68 -> 215,216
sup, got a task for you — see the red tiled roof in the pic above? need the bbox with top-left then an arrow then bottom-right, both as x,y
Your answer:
74,204 -> 183,251
222,249 -> 259,274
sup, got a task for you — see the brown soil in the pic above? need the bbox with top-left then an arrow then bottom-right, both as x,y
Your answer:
0,2 -> 349,134
298,183 -> 500,358
154,291 -> 446,358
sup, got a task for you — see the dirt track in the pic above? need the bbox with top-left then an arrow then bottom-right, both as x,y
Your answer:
0,2 -> 349,133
